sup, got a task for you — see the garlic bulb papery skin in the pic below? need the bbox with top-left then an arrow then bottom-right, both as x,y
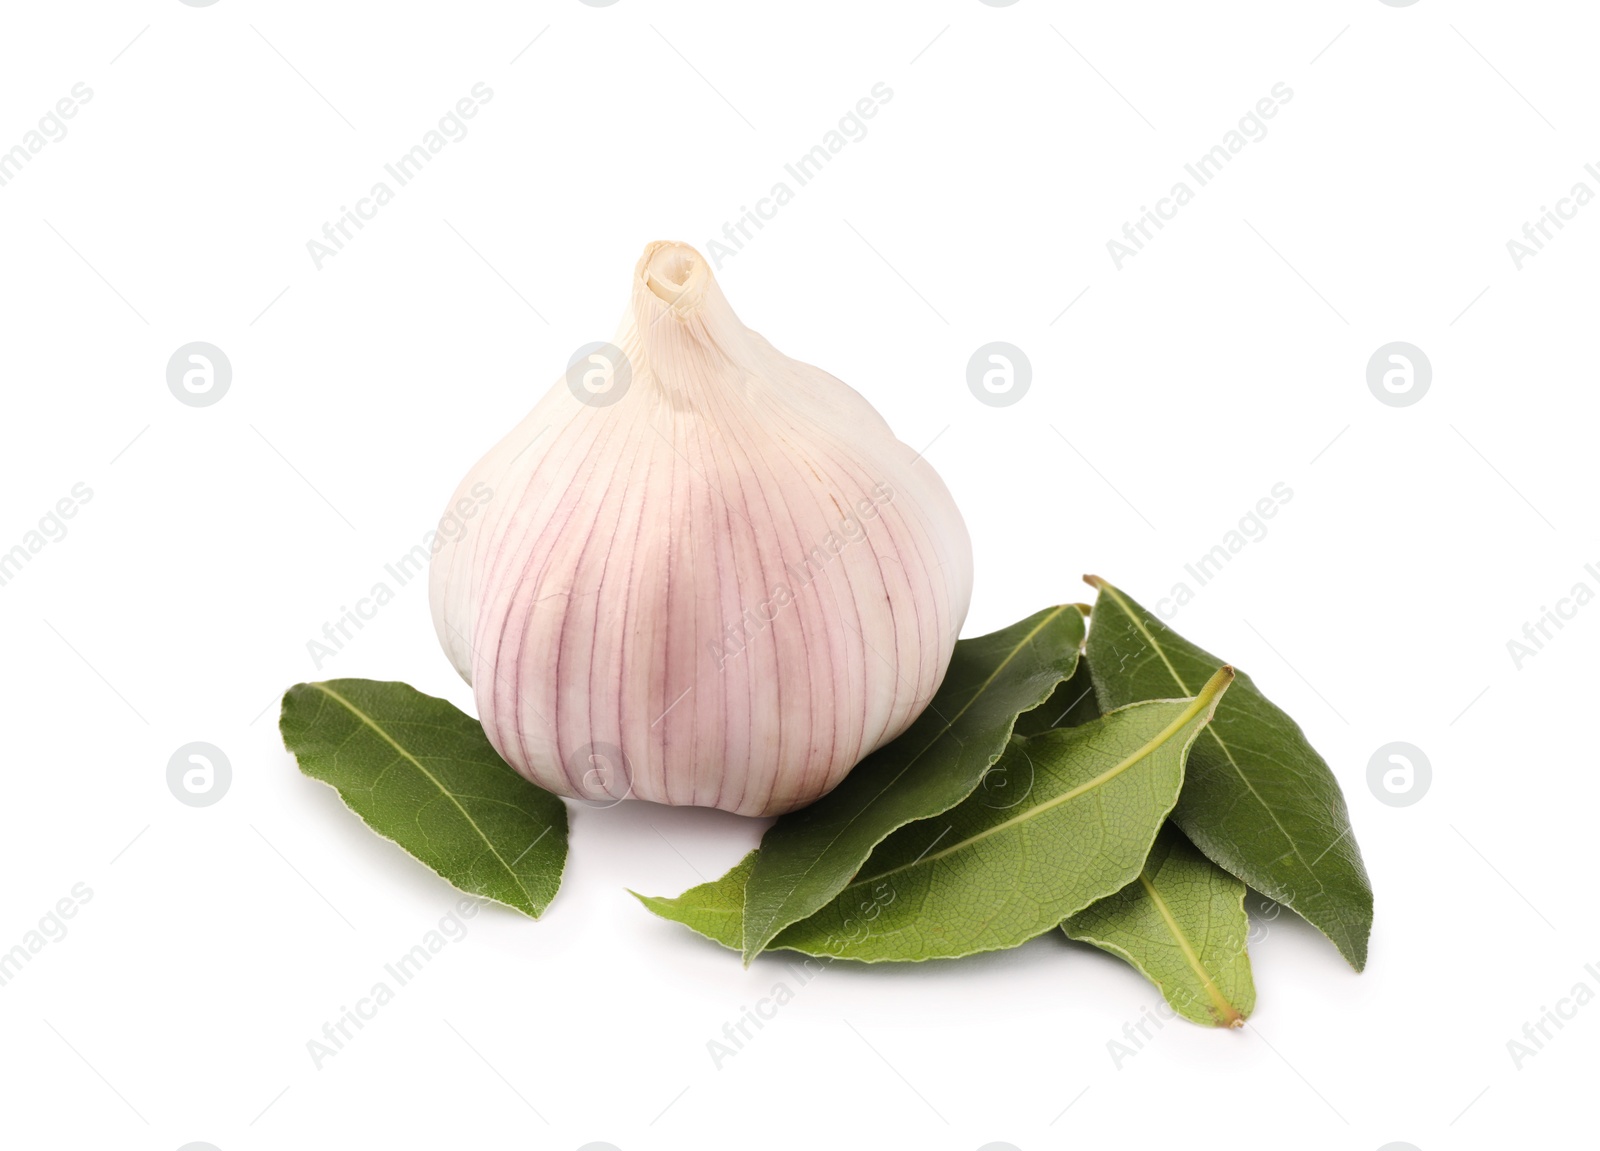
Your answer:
429,241 -> 973,816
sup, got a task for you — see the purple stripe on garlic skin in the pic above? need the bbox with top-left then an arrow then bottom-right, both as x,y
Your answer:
429,241 -> 973,817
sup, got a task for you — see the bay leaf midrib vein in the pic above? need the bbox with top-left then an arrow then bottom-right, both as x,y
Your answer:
851,674 -> 1227,889
310,683 -> 535,904
749,605 -> 1074,936
1135,866 -> 1241,1026
1096,582 -> 1319,886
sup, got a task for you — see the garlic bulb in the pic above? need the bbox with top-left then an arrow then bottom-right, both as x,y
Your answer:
429,241 -> 973,816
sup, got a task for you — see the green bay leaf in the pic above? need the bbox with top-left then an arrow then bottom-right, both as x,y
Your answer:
633,851 -> 754,950
1064,823 -> 1255,1027
279,679 -> 568,918
762,668 -> 1233,962
740,606 -> 1087,963
1013,652 -> 1102,736
1084,577 -> 1373,970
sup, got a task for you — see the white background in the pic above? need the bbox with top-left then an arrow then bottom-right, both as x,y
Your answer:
1,2 -> 1594,1149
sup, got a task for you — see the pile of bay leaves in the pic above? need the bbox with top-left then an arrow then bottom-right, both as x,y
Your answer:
280,578 -> 1372,1029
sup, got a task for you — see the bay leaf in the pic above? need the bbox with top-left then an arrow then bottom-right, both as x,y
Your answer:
1013,653 -> 1102,737
739,605 -> 1087,963
280,679 -> 569,918
1063,822 -> 1255,1027
633,851 -> 754,950
758,669 -> 1233,962
1083,577 -> 1373,970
